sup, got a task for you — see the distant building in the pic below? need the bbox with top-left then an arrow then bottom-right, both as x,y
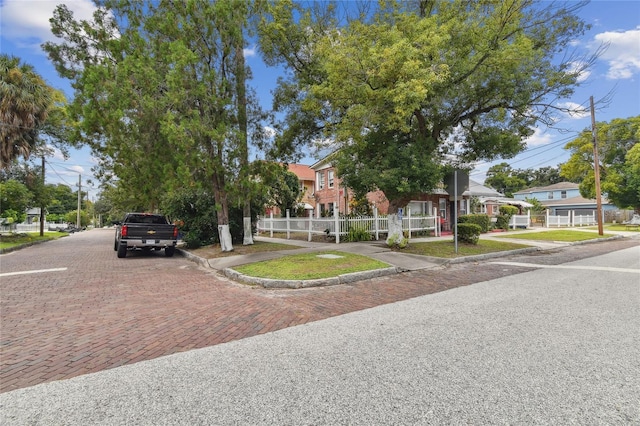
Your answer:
513,182 -> 615,216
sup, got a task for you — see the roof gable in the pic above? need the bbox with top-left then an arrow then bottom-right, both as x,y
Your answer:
514,182 -> 579,194
287,163 -> 315,181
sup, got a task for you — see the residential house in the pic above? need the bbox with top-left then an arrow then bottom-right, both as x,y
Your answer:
266,164 -> 316,217
311,157 -> 351,217
288,163 -> 316,212
309,154 -> 533,226
466,180 -> 532,216
310,156 -> 457,226
513,182 -> 615,216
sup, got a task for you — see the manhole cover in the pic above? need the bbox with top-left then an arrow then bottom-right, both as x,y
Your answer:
316,254 -> 344,259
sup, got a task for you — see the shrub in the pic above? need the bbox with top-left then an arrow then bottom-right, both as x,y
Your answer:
496,205 -> 519,231
499,205 -> 519,216
456,223 -> 482,244
346,225 -> 372,242
387,233 -> 409,249
458,214 -> 491,233
495,215 -> 510,230
161,188 -> 259,247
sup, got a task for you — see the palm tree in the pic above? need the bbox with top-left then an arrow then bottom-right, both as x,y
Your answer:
0,55 -> 52,169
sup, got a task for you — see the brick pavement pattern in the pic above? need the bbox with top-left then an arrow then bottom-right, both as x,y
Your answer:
1,229 -> 638,393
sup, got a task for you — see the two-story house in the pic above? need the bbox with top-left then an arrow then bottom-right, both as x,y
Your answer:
311,157 -> 351,217
513,182 -> 614,216
267,164 -> 316,217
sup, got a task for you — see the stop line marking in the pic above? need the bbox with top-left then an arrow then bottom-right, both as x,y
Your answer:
491,261 -> 640,274
0,267 -> 68,277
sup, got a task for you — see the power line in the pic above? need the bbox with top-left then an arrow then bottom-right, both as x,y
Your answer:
44,160 -> 76,187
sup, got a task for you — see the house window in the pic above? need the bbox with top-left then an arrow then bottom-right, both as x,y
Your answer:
328,202 -> 334,214
317,171 -> 325,190
561,191 -> 567,199
439,198 -> 447,218
328,170 -> 334,188
548,192 -> 554,200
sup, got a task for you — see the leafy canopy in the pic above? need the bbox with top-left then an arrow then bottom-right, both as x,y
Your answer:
561,115 -> 640,211
260,0 -> 595,212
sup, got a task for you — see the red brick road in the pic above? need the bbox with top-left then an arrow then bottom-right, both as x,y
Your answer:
1,229 -> 637,393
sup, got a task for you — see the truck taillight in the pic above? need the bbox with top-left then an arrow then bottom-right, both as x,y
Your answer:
173,226 -> 179,238
121,225 -> 128,237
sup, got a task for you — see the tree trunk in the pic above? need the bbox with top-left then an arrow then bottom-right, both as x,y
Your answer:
386,198 -> 408,246
212,170 -> 234,252
243,202 -> 253,245
235,24 -> 253,246
386,213 -> 403,246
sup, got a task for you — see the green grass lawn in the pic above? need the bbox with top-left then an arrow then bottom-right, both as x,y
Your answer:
186,239 -> 303,258
233,251 -> 390,280
494,229 -> 614,242
0,232 -> 67,251
400,239 -> 531,258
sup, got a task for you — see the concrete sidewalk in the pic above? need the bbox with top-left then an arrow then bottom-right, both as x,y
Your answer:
186,229 -> 594,272
179,228 -> 635,288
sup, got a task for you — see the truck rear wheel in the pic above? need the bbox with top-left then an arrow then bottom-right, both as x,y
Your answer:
117,243 -> 127,258
165,246 -> 175,257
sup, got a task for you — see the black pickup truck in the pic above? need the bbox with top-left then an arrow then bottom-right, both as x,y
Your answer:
114,213 -> 178,258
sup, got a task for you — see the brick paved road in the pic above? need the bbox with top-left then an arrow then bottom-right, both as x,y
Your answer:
1,229 -> 638,393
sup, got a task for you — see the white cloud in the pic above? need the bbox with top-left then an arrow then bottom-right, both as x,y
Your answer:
525,127 -> 554,147
592,26 -> 640,80
0,0 -> 99,51
243,45 -> 257,58
67,164 -> 85,174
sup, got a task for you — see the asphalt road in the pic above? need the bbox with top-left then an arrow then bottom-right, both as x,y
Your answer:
1,231 -> 638,424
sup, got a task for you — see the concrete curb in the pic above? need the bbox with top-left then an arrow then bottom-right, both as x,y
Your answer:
221,266 -> 400,289
178,233 -> 632,288
445,247 -> 541,264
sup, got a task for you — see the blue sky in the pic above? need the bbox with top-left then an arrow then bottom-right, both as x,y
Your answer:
1,0 -> 639,200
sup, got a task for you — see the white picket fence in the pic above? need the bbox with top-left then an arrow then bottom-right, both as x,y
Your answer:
257,209 -> 599,243
546,211 -> 597,227
257,209 -> 440,243
0,222 -> 71,233
507,210 -> 598,229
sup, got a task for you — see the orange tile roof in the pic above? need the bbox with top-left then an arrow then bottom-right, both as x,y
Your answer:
288,163 -> 315,181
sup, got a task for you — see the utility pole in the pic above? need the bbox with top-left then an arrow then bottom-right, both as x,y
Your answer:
40,156 -> 45,236
590,96 -> 604,235
77,174 -> 82,229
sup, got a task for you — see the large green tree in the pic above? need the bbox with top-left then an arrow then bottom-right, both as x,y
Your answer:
260,0 -> 596,241
484,163 -> 565,196
264,166 -> 302,217
484,163 -> 528,197
44,0 -> 268,251
561,115 -> 640,212
0,179 -> 32,222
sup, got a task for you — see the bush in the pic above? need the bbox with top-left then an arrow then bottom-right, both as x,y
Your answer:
387,233 -> 408,249
458,214 -> 491,233
346,225 -> 372,242
456,223 -> 482,244
499,205 -> 519,216
496,205 -> 519,231
161,188 -> 259,247
495,215 -> 510,230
